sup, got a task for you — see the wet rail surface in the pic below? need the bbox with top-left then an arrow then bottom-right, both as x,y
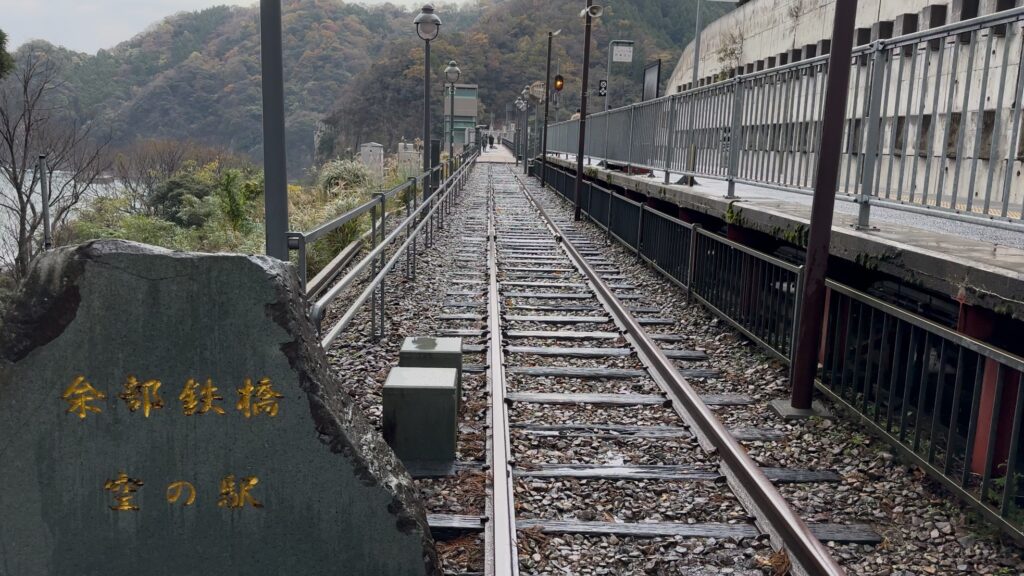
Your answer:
418,164 -> 880,575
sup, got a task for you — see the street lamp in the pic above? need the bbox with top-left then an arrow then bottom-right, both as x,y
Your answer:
444,60 -> 461,161
415,4 -> 441,195
574,1 -> 601,220
541,29 -> 561,188
605,39 -> 634,111
515,97 -> 526,169
522,87 -> 533,175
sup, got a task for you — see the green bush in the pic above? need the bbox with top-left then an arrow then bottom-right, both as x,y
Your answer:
317,159 -> 371,194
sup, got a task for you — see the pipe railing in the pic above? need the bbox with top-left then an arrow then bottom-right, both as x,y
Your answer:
288,151 -> 476,293
546,6 -> 1024,230
311,149 -> 478,347
537,159 -> 1024,544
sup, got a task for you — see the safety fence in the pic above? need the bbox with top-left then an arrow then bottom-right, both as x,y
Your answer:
546,6 -> 1024,230
297,148 -> 478,346
535,160 -> 1024,542
289,148 -> 476,293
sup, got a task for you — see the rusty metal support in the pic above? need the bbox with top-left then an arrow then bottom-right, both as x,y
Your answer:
789,0 -> 860,410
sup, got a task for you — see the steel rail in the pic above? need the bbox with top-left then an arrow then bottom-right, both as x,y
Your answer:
311,157 -> 474,327
509,168 -> 846,576
316,156 -> 475,346
484,166 -> 519,576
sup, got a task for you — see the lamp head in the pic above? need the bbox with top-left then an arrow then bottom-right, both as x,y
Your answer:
414,4 -> 441,41
445,60 -> 461,83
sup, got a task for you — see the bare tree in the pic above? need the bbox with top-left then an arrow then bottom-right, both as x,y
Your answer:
111,139 -> 191,214
0,48 -> 110,278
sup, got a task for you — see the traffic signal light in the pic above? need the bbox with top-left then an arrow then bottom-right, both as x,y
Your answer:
553,74 -> 565,92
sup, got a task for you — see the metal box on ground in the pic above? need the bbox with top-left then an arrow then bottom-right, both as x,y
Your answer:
382,367 -> 458,465
399,336 -> 463,401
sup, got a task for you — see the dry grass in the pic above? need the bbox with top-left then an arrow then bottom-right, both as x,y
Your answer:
756,548 -> 791,576
436,534 -> 484,571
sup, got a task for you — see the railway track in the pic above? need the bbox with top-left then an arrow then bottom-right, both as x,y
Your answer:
425,164 -> 879,575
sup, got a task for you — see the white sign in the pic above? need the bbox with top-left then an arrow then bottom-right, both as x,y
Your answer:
529,81 -> 546,101
612,44 -> 634,63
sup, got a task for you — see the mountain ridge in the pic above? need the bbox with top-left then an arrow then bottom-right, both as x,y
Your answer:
13,0 -> 730,174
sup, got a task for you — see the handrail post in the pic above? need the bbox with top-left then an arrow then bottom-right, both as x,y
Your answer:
370,195 -> 380,338
286,232 -> 307,291
405,178 -> 414,279
856,40 -> 886,230
636,201 -> 646,258
626,105 -> 635,172
726,77 -> 745,198
377,192 -> 387,338
411,178 -> 419,280
664,98 -> 678,185
687,224 -> 702,298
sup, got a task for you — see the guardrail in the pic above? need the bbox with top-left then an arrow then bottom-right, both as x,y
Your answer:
535,160 -> 1024,543
546,6 -> 1024,230
301,148 -> 477,346
288,149 -> 475,294
311,151 -> 476,344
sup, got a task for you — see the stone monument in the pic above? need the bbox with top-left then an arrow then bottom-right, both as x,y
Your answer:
0,240 -> 440,576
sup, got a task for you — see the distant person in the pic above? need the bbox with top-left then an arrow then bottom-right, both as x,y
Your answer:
571,108 -> 581,120
488,135 -> 494,149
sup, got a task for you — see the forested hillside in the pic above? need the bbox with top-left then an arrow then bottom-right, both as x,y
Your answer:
322,0 -> 732,159
16,0 -> 730,173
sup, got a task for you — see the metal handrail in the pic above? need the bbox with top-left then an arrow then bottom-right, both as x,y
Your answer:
314,152 -> 478,346
826,280 -> 1024,372
536,159 -> 1024,544
288,159 -> 458,289
301,179 -> 416,244
694,226 -> 802,273
543,6 -> 1024,229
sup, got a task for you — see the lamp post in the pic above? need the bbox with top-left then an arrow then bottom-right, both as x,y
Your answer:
541,32 -> 559,188
260,0 -> 288,260
574,1 -> 601,220
521,88 -> 531,175
515,97 -> 524,166
444,60 -> 461,162
415,4 -> 441,196
605,39 -> 634,111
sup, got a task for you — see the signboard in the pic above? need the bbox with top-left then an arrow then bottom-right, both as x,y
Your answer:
612,43 -> 634,63
642,60 -> 662,102
598,79 -> 608,97
529,80 -> 546,101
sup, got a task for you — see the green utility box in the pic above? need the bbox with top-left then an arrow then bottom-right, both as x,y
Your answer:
399,336 -> 463,401
382,367 -> 458,465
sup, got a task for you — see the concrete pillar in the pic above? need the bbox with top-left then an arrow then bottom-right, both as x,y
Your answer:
895,14 -> 920,53
894,13 -> 919,35
382,367 -> 459,466
871,21 -> 894,41
399,336 -> 463,402
921,5 -> 948,50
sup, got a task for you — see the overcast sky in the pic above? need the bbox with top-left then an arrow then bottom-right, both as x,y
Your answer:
1,0 -> 418,54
